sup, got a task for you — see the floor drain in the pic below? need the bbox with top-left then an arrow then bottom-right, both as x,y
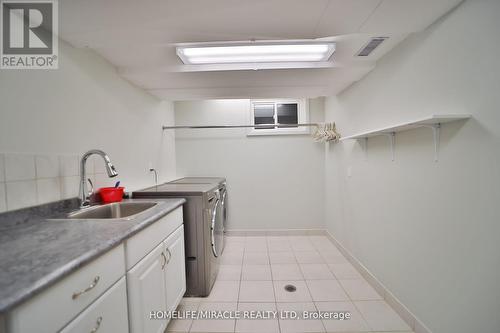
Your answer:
284,284 -> 296,292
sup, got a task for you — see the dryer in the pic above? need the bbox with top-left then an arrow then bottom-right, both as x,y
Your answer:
169,177 -> 227,252
133,183 -> 223,297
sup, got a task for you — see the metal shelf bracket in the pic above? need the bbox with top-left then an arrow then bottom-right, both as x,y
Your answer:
356,137 -> 368,160
422,123 -> 441,162
381,132 -> 396,161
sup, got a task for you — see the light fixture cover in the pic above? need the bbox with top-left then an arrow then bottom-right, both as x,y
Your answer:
176,42 -> 336,65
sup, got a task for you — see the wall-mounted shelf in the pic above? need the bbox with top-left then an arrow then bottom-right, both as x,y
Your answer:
339,114 -> 471,161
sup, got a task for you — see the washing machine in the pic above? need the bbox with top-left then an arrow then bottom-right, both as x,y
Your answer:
133,182 -> 224,297
169,177 -> 227,252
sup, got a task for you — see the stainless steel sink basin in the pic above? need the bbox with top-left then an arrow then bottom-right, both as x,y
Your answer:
67,202 -> 157,220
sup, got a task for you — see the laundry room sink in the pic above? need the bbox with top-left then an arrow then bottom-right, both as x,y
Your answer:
66,202 -> 157,220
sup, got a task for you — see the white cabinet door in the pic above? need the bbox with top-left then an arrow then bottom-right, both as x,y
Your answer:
163,225 -> 186,313
127,242 -> 167,333
60,277 -> 128,333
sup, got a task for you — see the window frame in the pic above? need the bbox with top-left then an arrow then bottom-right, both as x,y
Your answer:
247,98 -> 309,136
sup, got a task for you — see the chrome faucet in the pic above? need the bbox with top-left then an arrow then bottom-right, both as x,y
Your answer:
80,149 -> 118,207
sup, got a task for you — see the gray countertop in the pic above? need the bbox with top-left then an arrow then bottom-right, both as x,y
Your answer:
0,198 -> 185,314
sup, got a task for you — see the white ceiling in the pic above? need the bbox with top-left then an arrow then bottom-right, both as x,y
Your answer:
59,0 -> 462,100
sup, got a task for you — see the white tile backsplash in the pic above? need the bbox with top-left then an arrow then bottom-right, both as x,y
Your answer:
95,173 -> 116,189
37,178 -> 61,204
0,153 -> 83,213
87,154 -> 106,175
61,176 -> 80,200
0,183 -> 6,213
35,155 -> 60,178
59,155 -> 79,177
4,154 -> 36,181
6,180 -> 37,211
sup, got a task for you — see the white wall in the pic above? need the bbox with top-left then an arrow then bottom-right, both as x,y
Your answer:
175,98 -> 325,230
324,1 -> 500,333
0,40 -> 176,211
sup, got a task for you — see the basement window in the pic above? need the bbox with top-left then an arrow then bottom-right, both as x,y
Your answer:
248,99 -> 309,136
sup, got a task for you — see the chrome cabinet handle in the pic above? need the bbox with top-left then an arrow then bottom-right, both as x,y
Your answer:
161,252 -> 167,269
165,248 -> 172,265
90,316 -> 102,333
72,276 -> 100,300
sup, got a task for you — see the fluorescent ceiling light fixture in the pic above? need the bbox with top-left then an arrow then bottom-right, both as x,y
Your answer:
176,42 -> 335,65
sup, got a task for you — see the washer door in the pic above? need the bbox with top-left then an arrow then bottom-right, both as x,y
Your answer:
210,198 -> 223,257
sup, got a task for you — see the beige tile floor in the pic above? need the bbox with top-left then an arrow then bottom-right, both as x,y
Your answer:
166,235 -> 413,333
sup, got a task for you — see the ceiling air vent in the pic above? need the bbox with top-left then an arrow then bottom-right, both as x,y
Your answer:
356,37 -> 388,57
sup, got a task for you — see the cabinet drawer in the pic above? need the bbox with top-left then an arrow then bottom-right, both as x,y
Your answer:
126,207 -> 183,269
60,277 -> 128,333
8,244 -> 125,333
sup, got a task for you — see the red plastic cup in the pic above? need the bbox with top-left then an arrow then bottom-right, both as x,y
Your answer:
99,187 -> 124,203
